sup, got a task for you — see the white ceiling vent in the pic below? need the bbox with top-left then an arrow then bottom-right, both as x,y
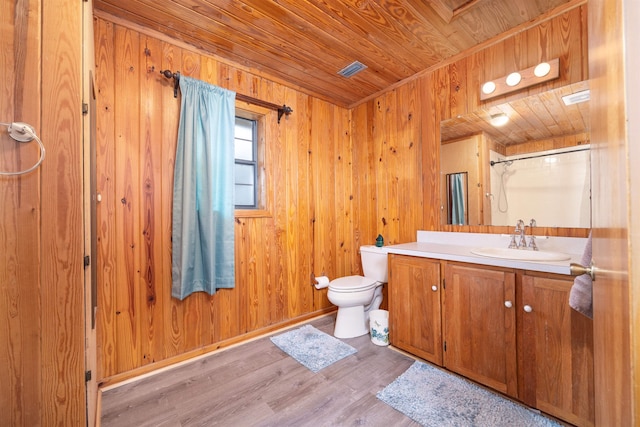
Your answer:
562,89 -> 590,105
338,61 -> 367,78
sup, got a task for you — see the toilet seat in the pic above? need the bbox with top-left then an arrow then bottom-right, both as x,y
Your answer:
328,275 -> 377,293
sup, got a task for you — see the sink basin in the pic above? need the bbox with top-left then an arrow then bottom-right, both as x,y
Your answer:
470,247 -> 571,262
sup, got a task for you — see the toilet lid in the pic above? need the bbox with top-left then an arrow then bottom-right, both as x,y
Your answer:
329,275 -> 377,292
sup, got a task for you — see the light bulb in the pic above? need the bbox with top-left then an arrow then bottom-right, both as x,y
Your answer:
534,62 -> 551,77
482,81 -> 496,94
489,113 -> 509,127
506,72 -> 522,87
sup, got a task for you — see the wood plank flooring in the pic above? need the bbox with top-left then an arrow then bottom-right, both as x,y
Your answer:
100,315 -> 421,426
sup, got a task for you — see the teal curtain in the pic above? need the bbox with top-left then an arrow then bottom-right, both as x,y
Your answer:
450,173 -> 466,225
172,76 -> 236,300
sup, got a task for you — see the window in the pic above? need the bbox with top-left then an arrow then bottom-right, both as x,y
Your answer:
234,104 -> 270,217
234,117 -> 258,208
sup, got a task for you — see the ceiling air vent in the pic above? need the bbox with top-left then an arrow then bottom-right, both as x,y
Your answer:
338,61 -> 367,78
562,89 -> 590,106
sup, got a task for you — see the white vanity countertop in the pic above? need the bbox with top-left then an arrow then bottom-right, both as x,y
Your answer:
384,231 -> 588,275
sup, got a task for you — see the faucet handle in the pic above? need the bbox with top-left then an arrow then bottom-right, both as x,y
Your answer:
529,218 -> 537,228
514,219 -> 523,233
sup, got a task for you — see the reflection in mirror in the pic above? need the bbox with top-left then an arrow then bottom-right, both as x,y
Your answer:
440,81 -> 591,228
440,134 -> 483,226
489,146 -> 591,227
445,172 -> 468,225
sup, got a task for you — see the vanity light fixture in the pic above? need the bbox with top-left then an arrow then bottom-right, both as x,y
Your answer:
489,113 -> 509,127
480,58 -> 560,101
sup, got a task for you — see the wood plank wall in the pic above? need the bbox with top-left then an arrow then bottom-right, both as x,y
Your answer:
1,2 -> 41,424
94,17 -> 359,380
95,4 -> 590,381
1,0 -> 86,425
353,5 -> 590,239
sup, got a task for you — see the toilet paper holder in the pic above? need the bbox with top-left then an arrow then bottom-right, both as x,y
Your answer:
314,276 -> 330,289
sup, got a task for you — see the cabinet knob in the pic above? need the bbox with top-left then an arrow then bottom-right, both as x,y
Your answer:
431,285 -> 438,292
504,300 -> 513,308
524,305 -> 533,313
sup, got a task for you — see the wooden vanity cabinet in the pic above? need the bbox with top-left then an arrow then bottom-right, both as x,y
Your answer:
519,272 -> 595,427
388,254 -> 443,365
387,255 -> 594,426
442,262 -> 518,397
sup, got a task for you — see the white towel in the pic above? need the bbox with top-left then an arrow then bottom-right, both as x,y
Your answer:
569,231 -> 592,319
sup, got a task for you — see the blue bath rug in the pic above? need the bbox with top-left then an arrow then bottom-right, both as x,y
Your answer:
377,361 -> 561,427
270,324 -> 357,373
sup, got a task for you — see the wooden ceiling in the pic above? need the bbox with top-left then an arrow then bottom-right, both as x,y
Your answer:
440,80 -> 590,146
93,0 -> 579,107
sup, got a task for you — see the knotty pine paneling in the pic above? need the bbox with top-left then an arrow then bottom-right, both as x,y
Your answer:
506,132 -> 589,156
93,0 -> 584,106
94,17 -> 356,380
95,5 -> 589,381
464,6 -> 588,116
114,23 -> 141,374
1,0 -> 86,425
1,1 -> 42,424
356,6 -> 590,239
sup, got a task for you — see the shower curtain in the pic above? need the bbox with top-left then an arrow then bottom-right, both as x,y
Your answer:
172,76 -> 236,300
450,173 -> 466,225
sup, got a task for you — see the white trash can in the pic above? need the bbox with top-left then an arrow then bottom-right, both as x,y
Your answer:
369,309 -> 389,346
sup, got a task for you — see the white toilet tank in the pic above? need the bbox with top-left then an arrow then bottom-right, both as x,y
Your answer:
360,245 -> 389,283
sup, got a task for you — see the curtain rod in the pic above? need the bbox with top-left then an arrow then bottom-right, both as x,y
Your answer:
490,146 -> 589,166
160,70 -> 293,123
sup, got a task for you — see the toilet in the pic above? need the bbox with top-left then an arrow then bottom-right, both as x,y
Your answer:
322,245 -> 389,339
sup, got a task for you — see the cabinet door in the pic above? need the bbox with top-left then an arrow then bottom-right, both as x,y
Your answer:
443,263 -> 517,397
388,254 -> 442,365
521,274 -> 595,427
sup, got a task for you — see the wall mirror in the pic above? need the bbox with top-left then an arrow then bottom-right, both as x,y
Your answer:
440,81 -> 591,228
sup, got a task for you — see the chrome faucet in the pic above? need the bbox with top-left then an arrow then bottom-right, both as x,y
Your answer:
508,219 -> 539,250
518,220 -> 528,248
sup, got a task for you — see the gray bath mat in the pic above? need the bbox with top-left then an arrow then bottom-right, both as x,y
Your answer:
377,361 -> 561,427
270,324 -> 356,373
